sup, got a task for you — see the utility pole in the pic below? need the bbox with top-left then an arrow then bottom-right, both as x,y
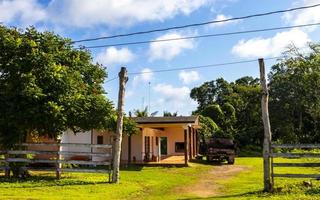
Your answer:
259,58 -> 272,192
112,67 -> 128,183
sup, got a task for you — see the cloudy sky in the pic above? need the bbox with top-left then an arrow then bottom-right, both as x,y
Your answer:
1,0 -> 320,115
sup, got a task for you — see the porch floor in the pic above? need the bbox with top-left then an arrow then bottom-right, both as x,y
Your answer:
124,156 -> 186,166
158,155 -> 185,164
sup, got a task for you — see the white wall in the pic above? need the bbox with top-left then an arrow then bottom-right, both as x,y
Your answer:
61,130 -> 92,157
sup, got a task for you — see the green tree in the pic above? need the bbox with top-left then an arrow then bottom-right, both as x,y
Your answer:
198,115 -> 220,139
191,77 -> 262,147
200,103 -> 236,138
0,26 -> 114,148
269,44 -> 320,143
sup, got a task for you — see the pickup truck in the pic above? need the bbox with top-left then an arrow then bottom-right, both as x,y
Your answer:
206,137 -> 236,164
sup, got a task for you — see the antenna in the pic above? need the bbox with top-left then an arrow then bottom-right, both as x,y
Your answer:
148,82 -> 151,114
141,97 -> 145,110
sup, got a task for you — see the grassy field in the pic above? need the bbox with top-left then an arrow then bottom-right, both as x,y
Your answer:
0,157 -> 319,200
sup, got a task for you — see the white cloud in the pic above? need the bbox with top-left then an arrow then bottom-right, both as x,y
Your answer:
47,0 -> 209,27
231,29 -> 310,58
95,47 -> 135,66
210,14 -> 239,27
0,0 -> 46,25
153,83 -> 196,113
132,68 -> 154,86
179,70 -> 200,84
283,0 -> 320,27
149,32 -> 194,60
0,0 -> 210,28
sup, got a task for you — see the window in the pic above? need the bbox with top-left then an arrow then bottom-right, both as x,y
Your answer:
175,142 -> 185,153
97,135 -> 104,144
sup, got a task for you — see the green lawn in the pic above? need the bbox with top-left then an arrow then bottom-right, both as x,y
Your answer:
0,157 -> 319,200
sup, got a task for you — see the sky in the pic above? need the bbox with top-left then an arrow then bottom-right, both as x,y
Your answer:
1,0 -> 320,116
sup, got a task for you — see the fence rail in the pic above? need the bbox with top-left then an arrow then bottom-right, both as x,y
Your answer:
0,143 -> 113,181
270,143 -> 320,185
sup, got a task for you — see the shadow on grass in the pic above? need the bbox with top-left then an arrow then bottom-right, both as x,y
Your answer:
190,159 -> 231,166
179,185 -> 320,200
0,175 -> 110,188
120,165 -> 144,171
178,191 -> 264,200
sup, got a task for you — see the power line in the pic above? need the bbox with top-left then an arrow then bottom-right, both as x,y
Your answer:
105,76 -> 118,83
79,22 -> 320,49
129,57 -> 282,75
73,3 -> 320,43
105,56 -> 283,84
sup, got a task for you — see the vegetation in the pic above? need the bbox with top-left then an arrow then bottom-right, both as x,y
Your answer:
163,111 -> 178,116
0,157 -> 319,199
0,26 -> 114,148
191,44 -> 320,148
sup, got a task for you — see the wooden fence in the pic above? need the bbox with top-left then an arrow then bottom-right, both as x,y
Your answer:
0,143 -> 113,181
270,143 -> 320,185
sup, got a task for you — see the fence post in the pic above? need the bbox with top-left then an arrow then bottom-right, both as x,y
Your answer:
4,151 -> 10,178
259,58 -> 273,192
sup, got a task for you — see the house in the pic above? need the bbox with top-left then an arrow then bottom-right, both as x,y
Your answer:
61,116 -> 200,165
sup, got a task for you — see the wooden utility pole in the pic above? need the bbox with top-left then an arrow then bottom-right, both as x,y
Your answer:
112,67 -> 128,183
259,58 -> 273,192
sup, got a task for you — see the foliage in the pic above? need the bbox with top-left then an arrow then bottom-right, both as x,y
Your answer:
192,44 -> 320,148
163,111 -> 178,116
0,26 -> 113,147
192,77 -> 259,144
198,115 -> 220,139
200,103 -> 236,138
269,44 -> 320,144
105,113 -> 138,136
133,106 -> 148,117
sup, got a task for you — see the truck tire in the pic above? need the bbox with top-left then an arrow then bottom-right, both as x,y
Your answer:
227,157 -> 235,165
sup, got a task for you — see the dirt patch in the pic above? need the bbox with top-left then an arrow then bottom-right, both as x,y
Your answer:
173,164 -> 250,198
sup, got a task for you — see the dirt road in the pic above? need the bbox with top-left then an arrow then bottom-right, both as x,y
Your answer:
173,164 -> 249,198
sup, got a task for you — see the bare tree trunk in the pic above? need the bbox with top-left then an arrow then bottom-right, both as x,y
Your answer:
112,67 -> 128,183
259,58 -> 273,192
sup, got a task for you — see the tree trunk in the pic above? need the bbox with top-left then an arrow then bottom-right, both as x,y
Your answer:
112,67 -> 128,183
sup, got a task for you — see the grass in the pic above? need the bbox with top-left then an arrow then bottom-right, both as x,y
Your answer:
0,157 -> 319,199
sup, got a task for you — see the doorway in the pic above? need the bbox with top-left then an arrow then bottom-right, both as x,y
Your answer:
160,137 -> 167,155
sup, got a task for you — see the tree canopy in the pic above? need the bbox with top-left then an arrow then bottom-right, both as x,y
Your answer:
191,44 -> 320,148
0,26 -> 113,147
269,44 -> 320,143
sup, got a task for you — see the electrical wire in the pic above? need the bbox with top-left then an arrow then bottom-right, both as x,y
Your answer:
72,3 -> 320,43
105,76 -> 118,83
129,56 -> 282,75
79,22 -> 320,49
104,56 -> 284,84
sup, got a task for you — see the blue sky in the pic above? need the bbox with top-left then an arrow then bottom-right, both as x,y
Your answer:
1,0 -> 320,115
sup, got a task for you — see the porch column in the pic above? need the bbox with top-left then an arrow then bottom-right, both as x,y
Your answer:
188,126 -> 192,160
192,128 -> 196,158
195,129 -> 199,155
184,129 -> 188,166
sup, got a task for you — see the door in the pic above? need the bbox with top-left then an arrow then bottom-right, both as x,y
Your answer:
160,137 -> 167,155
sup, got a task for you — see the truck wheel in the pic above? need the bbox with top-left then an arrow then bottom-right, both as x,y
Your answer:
227,157 -> 235,165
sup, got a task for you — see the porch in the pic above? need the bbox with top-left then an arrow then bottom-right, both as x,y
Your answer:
130,116 -> 200,166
